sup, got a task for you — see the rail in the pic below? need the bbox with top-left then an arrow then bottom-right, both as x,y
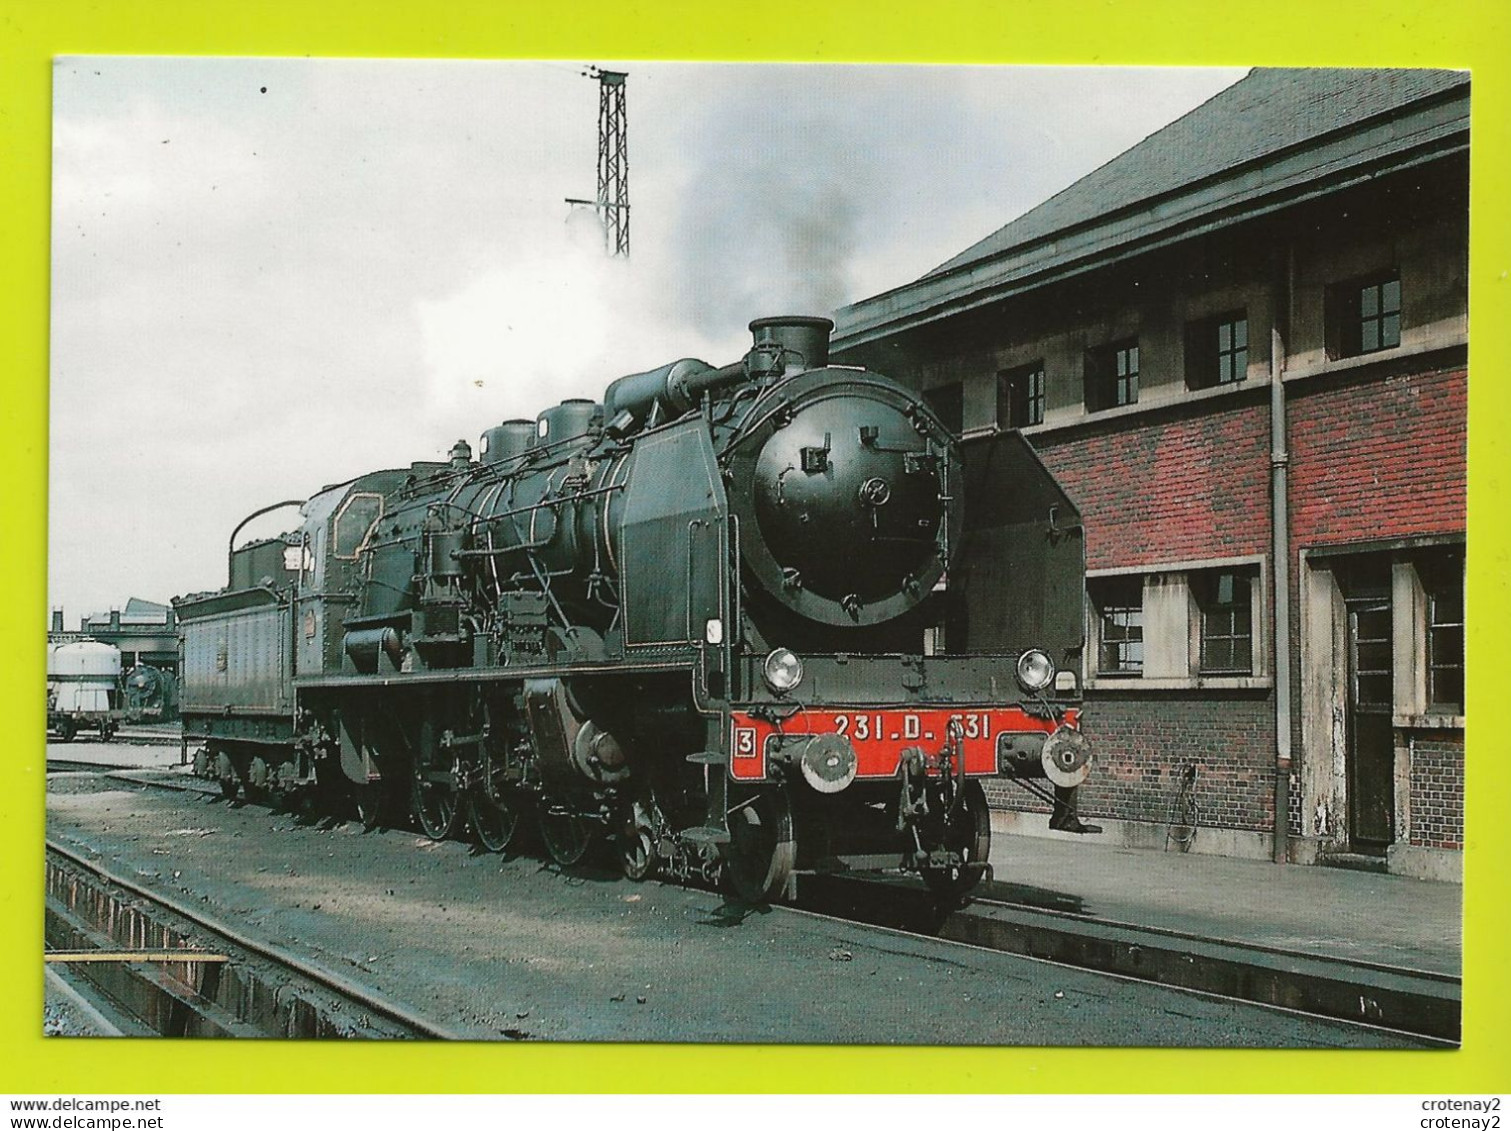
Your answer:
45,839 -> 463,1040
787,870 -> 1459,1044
50,764 -> 1456,1045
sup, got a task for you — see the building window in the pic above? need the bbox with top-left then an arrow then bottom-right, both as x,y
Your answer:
1093,576 -> 1143,675
997,362 -> 1045,428
1086,339 -> 1138,411
1186,312 -> 1248,389
1329,273 -> 1401,359
1359,276 -> 1402,354
1217,317 -> 1248,384
924,382 -> 963,434
1113,343 -> 1139,407
1197,568 -> 1255,675
1088,562 -> 1267,686
1423,552 -> 1464,712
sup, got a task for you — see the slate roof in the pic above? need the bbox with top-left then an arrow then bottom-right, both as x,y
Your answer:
81,597 -> 172,627
121,597 -> 170,618
928,68 -> 1469,277
835,67 -> 1469,347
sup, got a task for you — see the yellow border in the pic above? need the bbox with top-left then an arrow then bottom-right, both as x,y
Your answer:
4,0 -> 1508,1096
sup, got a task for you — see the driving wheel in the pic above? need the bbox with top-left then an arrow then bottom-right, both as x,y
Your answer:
411,758 -> 460,841
540,806 -> 596,866
469,787 -> 521,854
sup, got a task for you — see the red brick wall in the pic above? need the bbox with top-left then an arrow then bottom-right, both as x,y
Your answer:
992,365 -> 1466,850
1407,731 -> 1465,850
986,694 -> 1277,833
1029,365 -> 1467,570
1288,366 -> 1467,546
1034,398 -> 1272,570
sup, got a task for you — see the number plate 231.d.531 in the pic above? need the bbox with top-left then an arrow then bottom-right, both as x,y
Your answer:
728,706 -> 1064,781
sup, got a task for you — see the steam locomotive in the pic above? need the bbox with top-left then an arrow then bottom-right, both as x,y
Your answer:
124,663 -> 179,722
176,316 -> 1091,901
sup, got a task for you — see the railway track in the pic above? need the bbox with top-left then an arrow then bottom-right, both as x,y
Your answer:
788,870 -> 1459,1045
47,758 -> 145,775
47,761 -> 1455,1045
45,838 -> 463,1040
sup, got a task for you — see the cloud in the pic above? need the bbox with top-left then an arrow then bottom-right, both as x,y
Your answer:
47,60 -> 1246,617
416,236 -> 621,433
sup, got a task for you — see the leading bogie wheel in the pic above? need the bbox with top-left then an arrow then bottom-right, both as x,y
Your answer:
618,799 -> 660,882
724,786 -> 796,904
920,778 -> 991,900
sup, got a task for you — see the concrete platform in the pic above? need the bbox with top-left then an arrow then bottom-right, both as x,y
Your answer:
986,827 -> 1461,978
112,723 -> 182,746
46,740 -> 187,773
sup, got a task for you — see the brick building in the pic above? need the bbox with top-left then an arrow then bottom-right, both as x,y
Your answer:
833,69 -> 1467,880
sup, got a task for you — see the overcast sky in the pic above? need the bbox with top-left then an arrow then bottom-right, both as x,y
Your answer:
49,58 -> 1247,621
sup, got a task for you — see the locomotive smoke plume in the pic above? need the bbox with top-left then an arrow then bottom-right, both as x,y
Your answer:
48,59 -> 1249,616
659,69 -> 877,333
411,65 -> 1261,460
411,70 -> 896,450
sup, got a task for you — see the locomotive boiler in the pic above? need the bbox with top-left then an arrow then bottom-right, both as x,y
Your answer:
176,316 -> 1092,900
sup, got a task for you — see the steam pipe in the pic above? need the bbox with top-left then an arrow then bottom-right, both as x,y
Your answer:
601,315 -> 835,429
668,360 -> 748,409
603,358 -> 743,426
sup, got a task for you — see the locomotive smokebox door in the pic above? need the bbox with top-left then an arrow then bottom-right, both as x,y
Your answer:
724,369 -> 961,629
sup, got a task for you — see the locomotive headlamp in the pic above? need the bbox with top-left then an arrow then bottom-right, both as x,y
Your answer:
1016,649 -> 1056,693
763,648 -> 805,694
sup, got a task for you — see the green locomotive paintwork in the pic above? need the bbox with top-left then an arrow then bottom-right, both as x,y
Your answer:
175,316 -> 1089,901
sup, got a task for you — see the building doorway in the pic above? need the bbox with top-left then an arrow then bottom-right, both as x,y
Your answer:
1342,559 -> 1394,852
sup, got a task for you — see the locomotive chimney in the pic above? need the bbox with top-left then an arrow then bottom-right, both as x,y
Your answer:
749,316 -> 833,372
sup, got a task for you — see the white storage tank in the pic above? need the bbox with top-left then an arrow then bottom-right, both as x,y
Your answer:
47,640 -> 123,715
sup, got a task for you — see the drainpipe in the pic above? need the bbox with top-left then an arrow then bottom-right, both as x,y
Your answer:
1270,252 -> 1294,865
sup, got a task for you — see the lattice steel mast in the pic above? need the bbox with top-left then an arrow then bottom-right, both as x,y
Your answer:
566,67 -> 629,257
